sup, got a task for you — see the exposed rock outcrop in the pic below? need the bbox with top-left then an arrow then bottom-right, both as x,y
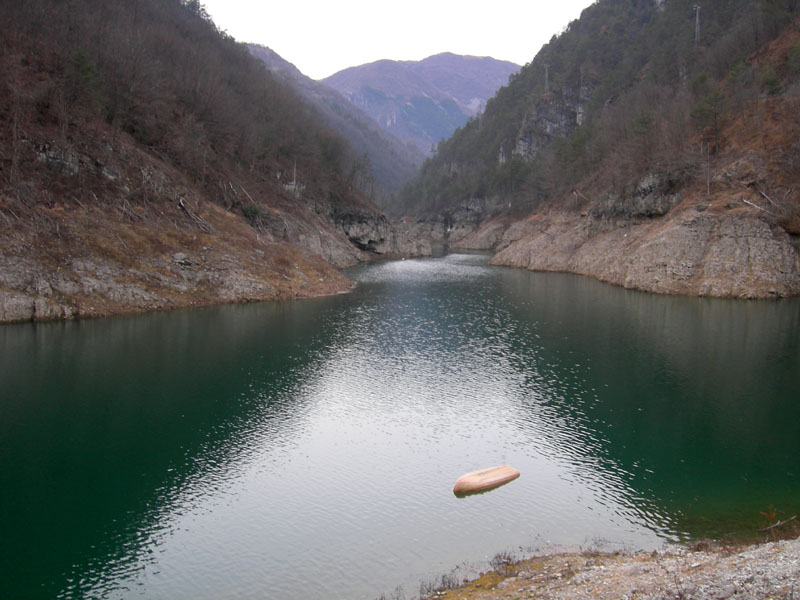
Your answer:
438,159 -> 800,300
452,218 -> 511,250
399,195 -> 512,251
490,207 -> 800,299
0,197 -> 358,323
334,210 -> 431,257
513,84 -> 592,160
589,173 -> 681,220
0,133 -> 430,324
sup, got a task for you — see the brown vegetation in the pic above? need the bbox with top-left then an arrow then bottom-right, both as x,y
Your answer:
403,2 -> 800,226
403,3 -> 800,298
0,0 -> 398,322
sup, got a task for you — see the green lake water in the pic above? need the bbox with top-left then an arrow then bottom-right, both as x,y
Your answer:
1,253 -> 798,599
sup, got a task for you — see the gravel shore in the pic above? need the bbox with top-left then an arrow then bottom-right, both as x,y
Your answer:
432,537 -> 800,600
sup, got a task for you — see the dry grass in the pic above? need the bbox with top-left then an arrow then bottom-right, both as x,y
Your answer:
0,136 -> 354,320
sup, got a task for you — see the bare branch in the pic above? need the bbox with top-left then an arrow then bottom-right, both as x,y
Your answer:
759,190 -> 779,209
178,197 -> 212,232
741,197 -> 778,216
239,184 -> 257,205
759,515 -> 797,532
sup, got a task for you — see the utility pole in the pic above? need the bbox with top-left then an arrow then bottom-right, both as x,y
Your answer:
694,4 -> 701,45
544,63 -> 550,94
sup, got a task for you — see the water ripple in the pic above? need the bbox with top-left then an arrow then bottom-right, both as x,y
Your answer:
5,254 -> 798,599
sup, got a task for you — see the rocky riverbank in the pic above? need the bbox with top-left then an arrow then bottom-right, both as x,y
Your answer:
487,205 -> 800,299
429,164 -> 800,299
430,536 -> 800,600
402,199 -> 800,299
406,96 -> 800,300
0,202 -> 344,322
0,180 -> 429,323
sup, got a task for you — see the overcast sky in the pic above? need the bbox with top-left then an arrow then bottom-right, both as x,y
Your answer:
200,0 -> 596,80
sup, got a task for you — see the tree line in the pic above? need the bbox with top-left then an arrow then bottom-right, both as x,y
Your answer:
0,0 -> 370,216
399,0 -> 800,218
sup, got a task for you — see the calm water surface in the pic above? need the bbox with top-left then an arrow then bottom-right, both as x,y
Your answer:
1,253 -> 799,599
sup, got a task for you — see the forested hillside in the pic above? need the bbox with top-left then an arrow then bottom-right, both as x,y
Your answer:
400,0 -> 800,298
0,0 -> 425,322
247,44 -> 425,208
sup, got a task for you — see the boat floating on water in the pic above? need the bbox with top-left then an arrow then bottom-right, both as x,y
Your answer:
452,465 -> 520,496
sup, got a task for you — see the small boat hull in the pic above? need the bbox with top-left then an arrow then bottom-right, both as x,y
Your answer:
453,465 -> 520,496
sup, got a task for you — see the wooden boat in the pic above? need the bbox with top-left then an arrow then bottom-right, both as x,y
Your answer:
453,465 -> 520,496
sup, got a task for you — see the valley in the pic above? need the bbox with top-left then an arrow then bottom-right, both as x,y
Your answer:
2,2 -> 800,598
4,1 -> 799,325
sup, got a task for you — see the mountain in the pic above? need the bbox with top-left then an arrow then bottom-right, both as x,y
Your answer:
400,0 -> 800,298
247,44 -> 425,207
323,53 -> 520,156
0,0 -> 428,323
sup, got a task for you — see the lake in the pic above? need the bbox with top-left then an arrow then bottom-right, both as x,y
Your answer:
1,253 -> 799,599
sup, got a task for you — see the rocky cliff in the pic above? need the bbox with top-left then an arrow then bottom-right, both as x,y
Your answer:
454,129 -> 800,299
0,133 -> 430,324
512,84 -> 592,160
488,207 -> 800,299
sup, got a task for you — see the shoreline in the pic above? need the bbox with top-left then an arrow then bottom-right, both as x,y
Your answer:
5,247 -> 799,326
0,277 -> 357,326
425,534 -> 800,600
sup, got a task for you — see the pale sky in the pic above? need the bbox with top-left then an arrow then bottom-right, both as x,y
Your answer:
201,0 -> 596,80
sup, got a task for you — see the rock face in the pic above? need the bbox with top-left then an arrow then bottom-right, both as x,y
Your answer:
398,195 -> 513,251
0,196 -> 432,324
490,208 -> 800,298
0,136 -> 431,324
452,218 -> 511,250
513,85 -> 592,160
441,167 -> 800,299
0,185 -> 433,324
334,210 -> 431,257
0,213 -> 354,324
589,173 -> 681,220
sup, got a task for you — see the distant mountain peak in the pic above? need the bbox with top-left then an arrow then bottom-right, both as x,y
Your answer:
323,53 -> 519,156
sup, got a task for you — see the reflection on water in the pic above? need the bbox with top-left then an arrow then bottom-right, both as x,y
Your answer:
1,253 -> 798,599
497,269 -> 800,535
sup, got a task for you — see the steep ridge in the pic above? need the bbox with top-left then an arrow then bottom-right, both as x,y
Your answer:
323,53 -> 520,157
401,0 -> 800,298
247,44 -> 425,208
0,0 -> 429,323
